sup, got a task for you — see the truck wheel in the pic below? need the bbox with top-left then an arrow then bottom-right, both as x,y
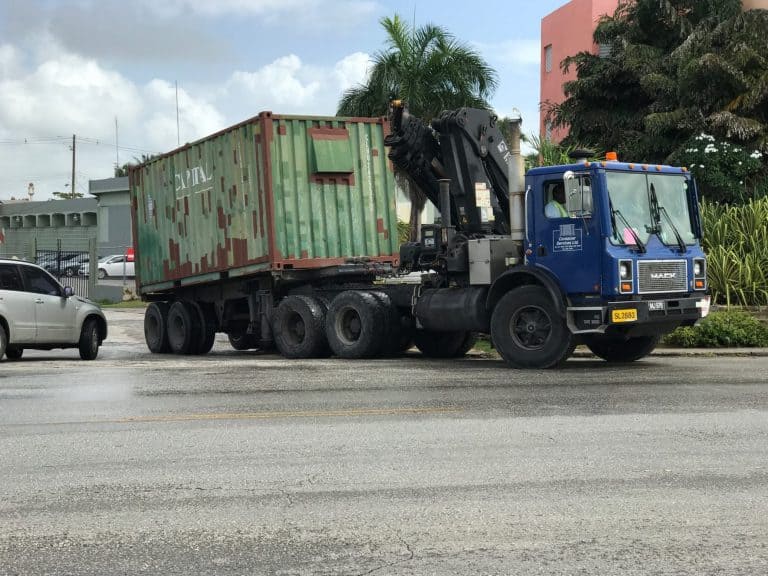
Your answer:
490,286 -> 573,369
228,332 -> 255,351
5,346 -> 23,360
167,300 -> 200,355
144,302 -> 170,353
369,292 -> 402,357
413,330 -> 476,358
78,318 -> 101,360
273,295 -> 330,359
582,334 -> 661,363
189,301 -> 216,355
326,291 -> 385,359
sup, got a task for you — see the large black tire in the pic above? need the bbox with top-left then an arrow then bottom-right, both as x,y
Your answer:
5,346 -> 23,360
144,302 -> 170,354
413,330 -> 476,358
325,291 -> 386,359
167,300 -> 200,355
0,325 -> 7,360
582,333 -> 661,363
490,286 -> 573,369
78,318 -> 101,360
228,332 -> 256,351
272,295 -> 330,359
368,292 -> 403,357
188,301 -> 216,355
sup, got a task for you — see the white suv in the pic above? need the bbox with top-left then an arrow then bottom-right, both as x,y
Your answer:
0,258 -> 107,360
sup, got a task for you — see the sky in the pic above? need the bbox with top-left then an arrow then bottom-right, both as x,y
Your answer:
0,0 -> 566,201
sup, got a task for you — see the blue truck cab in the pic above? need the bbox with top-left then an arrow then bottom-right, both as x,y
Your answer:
523,159 -> 709,350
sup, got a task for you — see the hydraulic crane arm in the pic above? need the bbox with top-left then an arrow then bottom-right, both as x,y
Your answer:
385,103 -> 511,236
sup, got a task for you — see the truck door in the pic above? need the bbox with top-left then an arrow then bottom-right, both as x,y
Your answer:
527,173 -> 603,295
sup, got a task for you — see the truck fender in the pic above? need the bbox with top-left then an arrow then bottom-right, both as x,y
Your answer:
486,266 -> 567,317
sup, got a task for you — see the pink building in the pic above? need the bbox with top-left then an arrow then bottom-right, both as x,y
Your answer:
540,0 -> 619,142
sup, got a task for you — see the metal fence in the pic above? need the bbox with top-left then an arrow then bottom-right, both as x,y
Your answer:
35,239 -> 97,299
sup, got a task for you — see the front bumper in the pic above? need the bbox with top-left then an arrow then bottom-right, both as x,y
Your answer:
568,295 -> 710,334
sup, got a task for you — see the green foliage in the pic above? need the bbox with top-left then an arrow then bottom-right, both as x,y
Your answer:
550,0 -> 768,196
673,134 -> 764,203
701,197 -> 768,306
397,220 -> 410,247
337,14 -> 497,121
663,309 -> 768,347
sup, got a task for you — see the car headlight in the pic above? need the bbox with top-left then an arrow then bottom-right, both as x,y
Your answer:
694,261 -> 702,276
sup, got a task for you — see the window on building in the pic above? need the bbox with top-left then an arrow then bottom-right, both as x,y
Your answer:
544,45 -> 553,73
545,122 -> 553,141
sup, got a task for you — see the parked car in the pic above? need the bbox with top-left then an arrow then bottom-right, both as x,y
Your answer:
36,253 -> 87,277
80,254 -> 135,279
0,258 -> 107,360
62,255 -> 88,277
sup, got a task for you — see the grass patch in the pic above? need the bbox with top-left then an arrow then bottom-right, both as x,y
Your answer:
99,299 -> 147,309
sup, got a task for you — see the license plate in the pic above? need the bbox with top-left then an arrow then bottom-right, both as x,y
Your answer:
611,308 -> 638,323
648,301 -> 665,311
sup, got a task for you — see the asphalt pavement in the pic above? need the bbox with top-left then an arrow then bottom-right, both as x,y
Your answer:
1,308 -> 767,575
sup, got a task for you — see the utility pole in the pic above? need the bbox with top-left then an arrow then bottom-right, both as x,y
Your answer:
71,134 -> 76,198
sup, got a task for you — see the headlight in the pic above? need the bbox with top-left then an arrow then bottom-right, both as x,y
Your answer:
694,261 -> 702,276
620,262 -> 631,279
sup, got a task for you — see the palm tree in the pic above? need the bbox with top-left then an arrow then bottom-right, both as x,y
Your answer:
338,14 -> 498,241
337,14 -> 497,121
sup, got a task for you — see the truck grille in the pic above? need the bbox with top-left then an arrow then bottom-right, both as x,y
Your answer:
638,260 -> 687,294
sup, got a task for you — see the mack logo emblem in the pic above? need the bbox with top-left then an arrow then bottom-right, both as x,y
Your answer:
651,272 -> 677,279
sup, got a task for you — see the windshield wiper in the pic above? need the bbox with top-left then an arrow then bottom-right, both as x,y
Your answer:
611,204 -> 647,253
658,205 -> 687,253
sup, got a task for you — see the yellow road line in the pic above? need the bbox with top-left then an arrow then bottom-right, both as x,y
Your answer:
104,406 -> 461,425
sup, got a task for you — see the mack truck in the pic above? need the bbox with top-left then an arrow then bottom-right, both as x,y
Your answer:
130,105 -> 709,369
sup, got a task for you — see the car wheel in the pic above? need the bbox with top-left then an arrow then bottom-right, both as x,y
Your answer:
0,325 -> 7,360
97,268 -> 107,279
144,302 -> 171,353
5,346 -> 23,360
78,318 -> 101,360
273,295 -> 330,359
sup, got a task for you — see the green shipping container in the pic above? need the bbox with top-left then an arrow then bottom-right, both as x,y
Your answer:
130,112 -> 399,293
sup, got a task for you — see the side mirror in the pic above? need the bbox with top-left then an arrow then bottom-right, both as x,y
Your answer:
564,173 -> 593,218
64,286 -> 75,297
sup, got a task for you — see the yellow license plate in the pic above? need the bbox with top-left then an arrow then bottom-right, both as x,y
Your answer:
611,309 -> 638,323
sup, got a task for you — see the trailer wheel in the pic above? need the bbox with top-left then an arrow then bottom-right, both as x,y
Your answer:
326,291 -> 385,359
582,334 -> 661,363
144,302 -> 170,354
413,330 -> 476,358
167,300 -> 200,355
189,301 -> 217,355
273,295 -> 330,359
491,286 -> 573,369
227,332 -> 254,351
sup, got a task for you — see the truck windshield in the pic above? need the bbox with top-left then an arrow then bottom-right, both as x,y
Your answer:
606,172 -> 696,247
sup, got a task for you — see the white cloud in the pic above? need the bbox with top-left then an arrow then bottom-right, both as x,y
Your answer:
334,52 -> 373,93
228,55 -> 322,108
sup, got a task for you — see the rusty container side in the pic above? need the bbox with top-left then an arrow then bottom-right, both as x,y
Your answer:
131,116 -> 270,292
131,113 -> 398,294
262,114 -> 398,269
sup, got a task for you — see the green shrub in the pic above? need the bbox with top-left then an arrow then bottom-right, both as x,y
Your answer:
663,310 -> 768,348
701,197 -> 768,306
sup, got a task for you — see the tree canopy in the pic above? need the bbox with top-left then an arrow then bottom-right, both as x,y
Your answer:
549,1 -> 768,168
337,14 -> 497,121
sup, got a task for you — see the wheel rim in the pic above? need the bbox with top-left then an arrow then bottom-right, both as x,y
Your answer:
510,305 -> 552,350
170,314 -> 185,342
285,311 -> 306,345
336,306 -> 361,345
